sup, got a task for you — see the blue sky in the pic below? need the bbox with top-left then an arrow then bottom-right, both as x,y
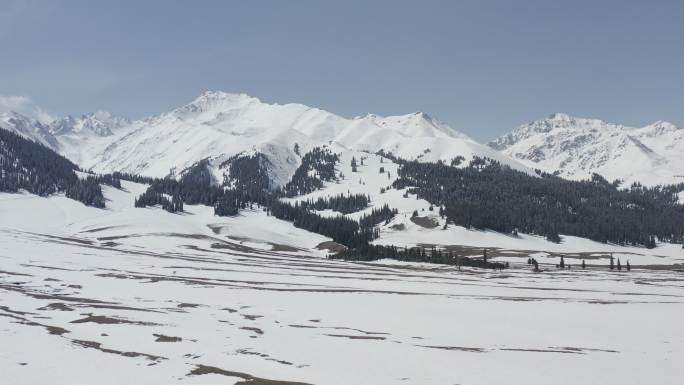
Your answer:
1,0 -> 683,141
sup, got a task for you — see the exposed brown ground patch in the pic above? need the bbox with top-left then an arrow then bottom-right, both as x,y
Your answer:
324,334 -> 386,340
71,339 -> 165,361
240,326 -> 264,335
410,216 -> 439,228
38,303 -> 73,311
316,241 -> 347,253
500,347 -> 584,354
70,315 -> 159,326
153,333 -> 182,342
188,364 -> 311,385
418,345 -> 485,353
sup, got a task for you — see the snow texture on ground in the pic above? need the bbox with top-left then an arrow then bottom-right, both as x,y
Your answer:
1,183 -> 684,385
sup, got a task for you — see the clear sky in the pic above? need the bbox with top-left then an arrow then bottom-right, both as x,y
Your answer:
1,0 -> 683,141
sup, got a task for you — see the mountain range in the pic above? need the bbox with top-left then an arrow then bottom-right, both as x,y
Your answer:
490,113 -> 684,186
1,91 -> 682,187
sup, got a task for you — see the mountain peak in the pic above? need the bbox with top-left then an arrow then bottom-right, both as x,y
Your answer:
175,91 -> 261,116
49,111 -> 129,137
646,120 -> 679,131
547,112 -> 573,121
199,90 -> 260,104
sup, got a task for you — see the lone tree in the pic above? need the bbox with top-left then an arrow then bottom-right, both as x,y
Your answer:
617,258 -> 622,271
610,254 -> 615,270
533,259 -> 539,272
626,260 -> 631,271
351,157 -> 358,172
559,255 -> 565,269
581,259 -> 586,269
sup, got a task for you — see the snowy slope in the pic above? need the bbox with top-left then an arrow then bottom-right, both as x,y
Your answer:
490,113 -> 684,186
3,171 -> 684,385
0,109 -> 130,167
284,150 -> 684,265
16,91 -> 528,184
0,111 -> 58,148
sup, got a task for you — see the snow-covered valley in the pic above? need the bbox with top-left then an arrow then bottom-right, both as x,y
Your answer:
2,182 -> 684,385
2,91 -> 684,385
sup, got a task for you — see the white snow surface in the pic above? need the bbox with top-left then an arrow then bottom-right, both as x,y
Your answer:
2,181 -> 684,385
285,150 -> 684,266
490,113 -> 684,186
1,91 -> 531,185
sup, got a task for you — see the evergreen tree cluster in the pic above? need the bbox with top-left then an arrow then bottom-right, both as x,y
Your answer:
134,189 -> 183,213
392,157 -> 684,247
284,147 -> 339,197
359,204 -> 398,228
65,177 -> 106,208
135,155 -> 273,215
450,156 -> 466,167
269,200 -> 375,249
331,244 -> 507,269
219,154 -> 272,195
109,171 -> 156,185
0,128 -> 107,208
299,193 -> 370,214
86,173 -> 122,189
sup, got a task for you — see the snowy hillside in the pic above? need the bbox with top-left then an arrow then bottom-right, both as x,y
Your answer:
80,91 -> 531,183
3,181 -> 684,385
490,113 -> 684,186
3,99 -> 684,385
284,149 -> 684,265
0,111 -> 58,148
0,91 -> 531,184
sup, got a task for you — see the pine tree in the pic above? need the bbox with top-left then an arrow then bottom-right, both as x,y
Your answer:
559,255 -> 565,269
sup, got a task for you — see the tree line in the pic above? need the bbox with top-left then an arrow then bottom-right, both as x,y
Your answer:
331,244 -> 507,269
392,156 -> 684,247
284,146 -> 339,197
298,193 -> 370,214
0,127 -> 107,208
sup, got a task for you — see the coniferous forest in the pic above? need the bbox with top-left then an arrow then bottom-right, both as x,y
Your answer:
298,193 -> 370,214
133,149 -> 398,250
0,128 -> 107,207
284,147 -> 339,197
330,244 -> 507,270
392,156 -> 684,247
4,128 -> 683,268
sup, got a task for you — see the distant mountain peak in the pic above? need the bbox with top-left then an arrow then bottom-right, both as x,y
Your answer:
547,112 -> 573,121
178,91 -> 260,115
490,113 -> 684,186
49,111 -> 129,137
645,120 -> 679,131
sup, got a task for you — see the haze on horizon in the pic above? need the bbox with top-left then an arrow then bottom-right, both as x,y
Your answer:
1,0 -> 683,141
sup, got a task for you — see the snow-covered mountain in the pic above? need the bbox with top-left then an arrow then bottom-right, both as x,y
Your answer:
49,111 -> 130,137
0,111 -> 58,148
490,113 -> 684,186
10,90 -> 526,185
